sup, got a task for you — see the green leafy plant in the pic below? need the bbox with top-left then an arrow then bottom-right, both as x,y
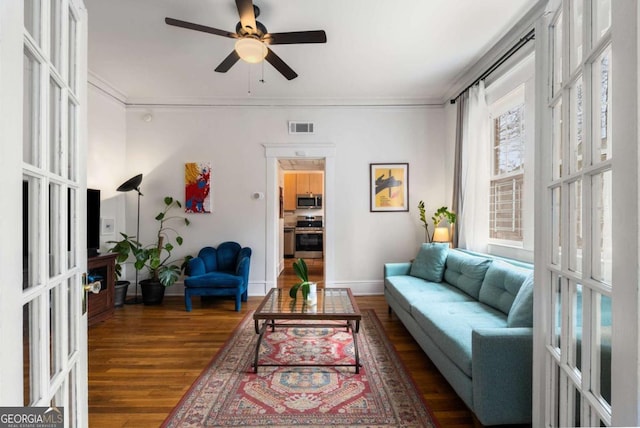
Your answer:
418,200 -> 431,243
289,258 -> 312,300
108,196 -> 191,287
432,206 -> 457,227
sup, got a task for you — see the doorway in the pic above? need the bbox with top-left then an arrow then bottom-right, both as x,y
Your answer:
263,143 -> 335,293
278,159 -> 325,287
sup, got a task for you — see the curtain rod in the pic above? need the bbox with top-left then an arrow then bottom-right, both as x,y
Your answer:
450,28 -> 535,104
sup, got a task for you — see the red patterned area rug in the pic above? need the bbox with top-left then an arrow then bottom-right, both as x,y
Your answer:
163,309 -> 438,427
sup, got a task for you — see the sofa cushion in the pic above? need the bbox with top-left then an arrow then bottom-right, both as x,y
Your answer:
385,275 -> 474,314
507,273 -> 534,327
412,301 -> 507,377
184,271 -> 243,288
479,261 -> 532,315
410,243 -> 449,282
443,250 -> 492,299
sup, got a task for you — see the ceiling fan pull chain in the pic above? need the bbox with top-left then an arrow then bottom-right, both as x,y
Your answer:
260,60 -> 265,84
247,63 -> 252,95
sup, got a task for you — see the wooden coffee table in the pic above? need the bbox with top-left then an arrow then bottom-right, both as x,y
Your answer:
253,287 -> 362,373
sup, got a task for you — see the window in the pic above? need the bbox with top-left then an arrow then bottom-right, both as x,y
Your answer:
489,87 -> 525,243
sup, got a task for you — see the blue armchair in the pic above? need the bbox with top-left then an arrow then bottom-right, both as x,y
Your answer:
184,242 -> 252,312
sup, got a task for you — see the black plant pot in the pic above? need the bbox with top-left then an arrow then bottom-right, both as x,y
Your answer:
140,279 -> 166,305
114,280 -> 130,307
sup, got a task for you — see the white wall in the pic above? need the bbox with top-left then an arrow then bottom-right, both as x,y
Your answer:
87,86 -> 127,257
92,104 -> 448,295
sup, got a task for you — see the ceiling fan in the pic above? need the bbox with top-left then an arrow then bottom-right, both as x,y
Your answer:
165,0 -> 327,80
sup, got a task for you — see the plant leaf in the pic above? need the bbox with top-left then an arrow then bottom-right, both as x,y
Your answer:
289,283 -> 301,298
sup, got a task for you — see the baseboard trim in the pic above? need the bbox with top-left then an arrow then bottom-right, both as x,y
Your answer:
161,280 -> 383,297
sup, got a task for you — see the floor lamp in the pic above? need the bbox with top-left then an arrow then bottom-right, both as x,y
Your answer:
117,173 -> 143,304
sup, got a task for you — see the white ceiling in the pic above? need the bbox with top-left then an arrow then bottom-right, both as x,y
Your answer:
85,0 -> 536,105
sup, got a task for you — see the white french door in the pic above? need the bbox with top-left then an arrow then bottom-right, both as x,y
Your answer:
537,0 -> 640,426
0,0 -> 88,425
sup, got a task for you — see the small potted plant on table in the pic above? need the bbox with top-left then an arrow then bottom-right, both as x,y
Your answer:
289,258 -> 317,304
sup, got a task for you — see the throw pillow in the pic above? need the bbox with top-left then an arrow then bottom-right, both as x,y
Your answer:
507,273 -> 534,328
409,243 -> 449,282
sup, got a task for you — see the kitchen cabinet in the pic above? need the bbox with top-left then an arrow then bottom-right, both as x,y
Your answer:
284,173 -> 297,211
296,173 -> 323,195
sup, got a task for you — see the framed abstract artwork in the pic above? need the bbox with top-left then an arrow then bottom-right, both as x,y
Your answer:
370,163 -> 409,212
185,162 -> 211,213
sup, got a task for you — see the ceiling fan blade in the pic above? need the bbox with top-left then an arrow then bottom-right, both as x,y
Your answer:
235,0 -> 257,34
165,17 -> 237,39
264,30 -> 327,45
214,50 -> 241,73
265,48 -> 297,80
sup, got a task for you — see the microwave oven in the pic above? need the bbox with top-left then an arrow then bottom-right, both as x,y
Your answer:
296,194 -> 322,209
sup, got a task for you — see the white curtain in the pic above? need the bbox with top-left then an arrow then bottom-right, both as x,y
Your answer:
458,82 -> 490,252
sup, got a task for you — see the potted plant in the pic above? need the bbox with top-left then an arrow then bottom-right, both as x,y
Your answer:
417,202 -> 457,243
418,200 -> 431,243
289,258 -> 316,302
113,262 -> 130,308
109,196 -> 191,305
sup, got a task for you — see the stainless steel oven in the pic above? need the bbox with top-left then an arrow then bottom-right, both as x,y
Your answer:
294,216 -> 323,259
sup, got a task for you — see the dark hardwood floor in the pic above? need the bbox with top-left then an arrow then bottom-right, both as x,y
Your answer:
88,260 -> 480,427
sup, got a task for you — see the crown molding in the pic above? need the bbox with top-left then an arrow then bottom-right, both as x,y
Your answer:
88,70 -> 128,104
442,0 -> 547,103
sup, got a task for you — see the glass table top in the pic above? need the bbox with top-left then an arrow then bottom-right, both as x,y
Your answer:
254,287 -> 360,319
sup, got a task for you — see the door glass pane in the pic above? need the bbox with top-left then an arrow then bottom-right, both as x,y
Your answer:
50,285 -> 64,380
552,100 -> 563,179
552,13 -> 563,97
49,183 -> 62,277
24,0 -> 42,46
68,9 -> 78,92
23,175 -> 42,290
552,273 -> 563,350
49,78 -> 62,175
23,47 -> 41,167
592,46 -> 612,163
50,0 -> 62,72
551,186 -> 562,265
592,0 -> 611,42
67,188 -> 77,269
67,277 -> 77,357
570,76 -> 584,173
569,179 -> 582,273
570,283 -> 583,374
23,298 -> 42,405
67,100 -> 77,180
592,170 -> 612,285
593,293 -> 612,406
572,383 -> 581,426
571,1 -> 583,71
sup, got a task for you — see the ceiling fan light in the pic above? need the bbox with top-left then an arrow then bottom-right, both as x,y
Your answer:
235,38 -> 267,63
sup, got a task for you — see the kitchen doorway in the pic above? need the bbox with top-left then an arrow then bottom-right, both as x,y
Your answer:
263,143 -> 336,294
279,159 -> 325,287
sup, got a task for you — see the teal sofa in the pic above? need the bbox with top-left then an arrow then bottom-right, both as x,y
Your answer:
384,245 -> 534,426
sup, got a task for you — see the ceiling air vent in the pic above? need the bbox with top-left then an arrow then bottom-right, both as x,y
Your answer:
288,121 -> 315,134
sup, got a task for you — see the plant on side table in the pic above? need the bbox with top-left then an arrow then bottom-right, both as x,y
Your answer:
109,196 -> 191,305
417,202 -> 457,243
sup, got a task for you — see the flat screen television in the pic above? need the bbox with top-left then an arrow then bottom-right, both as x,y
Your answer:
87,189 -> 100,257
